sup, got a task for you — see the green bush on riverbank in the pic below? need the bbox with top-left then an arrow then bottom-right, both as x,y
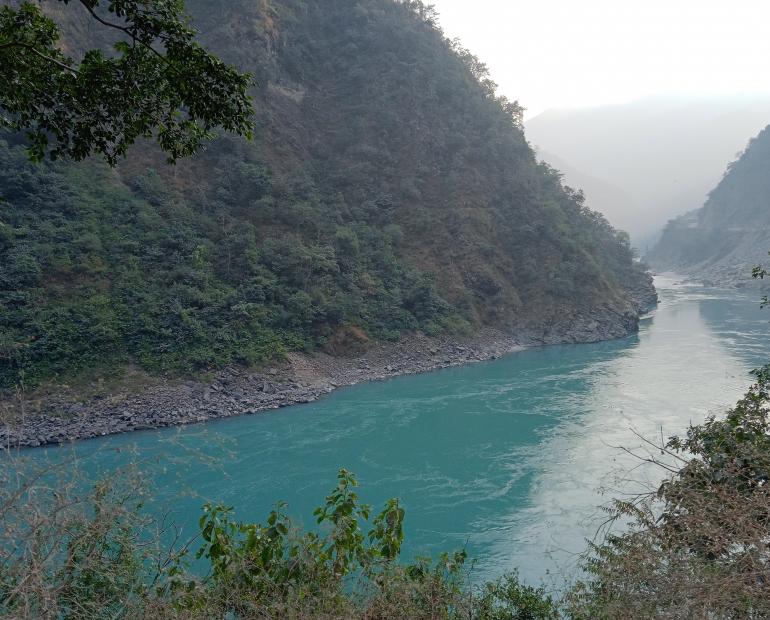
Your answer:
0,464 -> 558,619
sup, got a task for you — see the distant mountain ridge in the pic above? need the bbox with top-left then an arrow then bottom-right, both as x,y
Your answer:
647,125 -> 770,285
526,95 -> 770,246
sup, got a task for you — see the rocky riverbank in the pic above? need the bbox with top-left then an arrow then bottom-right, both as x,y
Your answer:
1,288 -> 658,449
667,265 -> 770,289
1,330 -> 524,448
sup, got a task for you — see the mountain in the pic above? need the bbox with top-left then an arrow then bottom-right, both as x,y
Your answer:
533,150 -> 643,242
526,95 -> 770,246
0,0 -> 655,394
647,125 -> 770,285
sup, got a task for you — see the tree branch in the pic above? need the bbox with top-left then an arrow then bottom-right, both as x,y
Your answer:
0,41 -> 78,74
75,0 -> 171,66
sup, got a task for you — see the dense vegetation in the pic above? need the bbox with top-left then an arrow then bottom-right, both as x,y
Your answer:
0,0 -> 651,392
1,0 -> 253,164
4,366 -> 770,618
648,124 -> 770,279
0,138 -> 446,388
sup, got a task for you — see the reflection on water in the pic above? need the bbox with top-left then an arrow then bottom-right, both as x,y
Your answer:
14,276 -> 770,587
497,276 -> 761,585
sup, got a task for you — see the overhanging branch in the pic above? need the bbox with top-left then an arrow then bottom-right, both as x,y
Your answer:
75,0 -> 171,67
0,41 -> 78,74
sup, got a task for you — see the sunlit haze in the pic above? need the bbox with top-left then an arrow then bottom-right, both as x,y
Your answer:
430,0 -> 770,118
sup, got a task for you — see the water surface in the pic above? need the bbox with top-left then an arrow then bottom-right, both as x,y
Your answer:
18,276 -> 770,586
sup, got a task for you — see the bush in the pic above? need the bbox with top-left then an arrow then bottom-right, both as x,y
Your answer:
0,462 -> 557,620
568,365 -> 770,619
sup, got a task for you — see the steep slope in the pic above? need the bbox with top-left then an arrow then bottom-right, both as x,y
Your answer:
534,149 -> 643,242
647,126 -> 770,285
526,95 -> 770,247
0,0 -> 655,395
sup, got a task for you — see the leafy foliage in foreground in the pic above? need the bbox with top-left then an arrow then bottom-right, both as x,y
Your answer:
0,466 -> 558,619
0,0 -> 253,164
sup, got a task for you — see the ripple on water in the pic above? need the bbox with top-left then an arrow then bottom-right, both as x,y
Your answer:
14,277 -> 770,587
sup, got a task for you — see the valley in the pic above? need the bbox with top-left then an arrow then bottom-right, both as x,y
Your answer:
2,0 -> 770,617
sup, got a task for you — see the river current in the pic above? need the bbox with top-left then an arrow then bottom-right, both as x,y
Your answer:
19,276 -> 770,586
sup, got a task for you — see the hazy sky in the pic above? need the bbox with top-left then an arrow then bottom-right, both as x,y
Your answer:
429,0 -> 770,118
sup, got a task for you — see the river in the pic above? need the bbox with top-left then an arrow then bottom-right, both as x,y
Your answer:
17,275 -> 770,587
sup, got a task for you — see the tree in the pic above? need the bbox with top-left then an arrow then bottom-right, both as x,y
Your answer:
0,0 -> 253,165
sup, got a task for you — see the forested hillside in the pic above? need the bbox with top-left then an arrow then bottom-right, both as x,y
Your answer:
647,125 -> 770,284
0,0 -> 654,392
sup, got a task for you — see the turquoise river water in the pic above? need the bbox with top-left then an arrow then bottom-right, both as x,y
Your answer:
16,276 -> 770,587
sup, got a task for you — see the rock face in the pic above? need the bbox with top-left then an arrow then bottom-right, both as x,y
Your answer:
627,270 -> 659,314
647,125 -> 770,287
1,306 -> 656,448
